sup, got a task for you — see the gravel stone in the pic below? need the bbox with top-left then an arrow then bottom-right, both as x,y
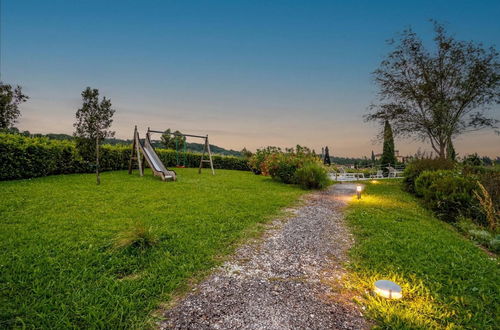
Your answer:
160,183 -> 368,330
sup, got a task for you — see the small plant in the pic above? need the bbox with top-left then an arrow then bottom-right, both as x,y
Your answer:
113,222 -> 159,250
294,162 -> 330,189
467,229 -> 493,245
489,235 -> 500,253
455,217 -> 499,253
473,181 -> 499,231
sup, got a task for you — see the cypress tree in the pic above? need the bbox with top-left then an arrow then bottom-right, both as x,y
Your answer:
380,120 -> 396,167
323,146 -> 331,165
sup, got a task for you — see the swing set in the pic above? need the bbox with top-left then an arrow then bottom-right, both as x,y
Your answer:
147,128 -> 215,175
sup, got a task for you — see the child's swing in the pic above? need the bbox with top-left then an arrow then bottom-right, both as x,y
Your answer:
175,137 -> 187,168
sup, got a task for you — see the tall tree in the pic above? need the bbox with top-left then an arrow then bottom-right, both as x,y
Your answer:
371,150 -> 376,163
380,120 -> 397,166
323,146 -> 331,165
161,129 -> 186,150
73,87 -> 115,185
366,21 -> 500,159
0,82 -> 29,130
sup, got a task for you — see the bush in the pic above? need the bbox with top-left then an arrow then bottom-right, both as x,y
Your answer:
0,133 -> 249,181
294,162 -> 330,189
247,145 -> 328,189
264,152 -> 301,184
261,145 -> 320,184
403,158 -> 455,193
248,146 -> 281,175
415,170 -> 481,223
113,222 -> 159,250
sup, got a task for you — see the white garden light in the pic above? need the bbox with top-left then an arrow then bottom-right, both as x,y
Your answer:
356,185 -> 362,199
374,280 -> 402,299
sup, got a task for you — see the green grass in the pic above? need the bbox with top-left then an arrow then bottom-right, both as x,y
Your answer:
345,180 -> 499,329
0,169 -> 305,328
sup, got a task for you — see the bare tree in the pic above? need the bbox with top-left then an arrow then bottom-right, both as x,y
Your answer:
366,21 -> 500,158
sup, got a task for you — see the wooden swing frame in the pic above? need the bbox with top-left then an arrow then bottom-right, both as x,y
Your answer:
147,128 -> 215,175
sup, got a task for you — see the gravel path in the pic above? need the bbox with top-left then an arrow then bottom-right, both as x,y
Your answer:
160,183 -> 367,330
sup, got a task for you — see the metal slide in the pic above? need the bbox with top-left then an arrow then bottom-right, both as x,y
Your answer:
137,132 -> 176,181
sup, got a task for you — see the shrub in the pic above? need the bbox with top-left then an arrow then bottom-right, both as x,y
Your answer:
403,158 -> 455,193
262,145 -> 320,184
294,162 -> 330,189
248,146 -> 281,175
462,153 -> 483,166
415,170 -> 481,223
264,152 -> 301,184
113,222 -> 159,250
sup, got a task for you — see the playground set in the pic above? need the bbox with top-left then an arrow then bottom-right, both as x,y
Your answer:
128,126 -> 215,181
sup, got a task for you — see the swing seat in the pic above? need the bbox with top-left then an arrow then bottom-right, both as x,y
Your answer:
175,165 -> 186,168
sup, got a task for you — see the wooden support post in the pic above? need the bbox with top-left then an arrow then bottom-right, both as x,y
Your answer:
206,136 -> 215,175
134,127 -> 144,177
129,126 -> 144,176
129,126 -> 137,174
198,135 -> 215,175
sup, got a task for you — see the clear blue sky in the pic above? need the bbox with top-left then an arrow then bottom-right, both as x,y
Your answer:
2,0 -> 499,156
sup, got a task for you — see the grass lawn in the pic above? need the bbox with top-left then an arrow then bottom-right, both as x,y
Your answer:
345,180 -> 499,329
0,169 -> 305,328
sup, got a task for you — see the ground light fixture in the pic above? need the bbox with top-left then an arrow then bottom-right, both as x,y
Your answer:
374,280 -> 402,299
356,185 -> 362,199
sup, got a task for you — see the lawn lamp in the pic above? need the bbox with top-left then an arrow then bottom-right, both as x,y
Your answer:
356,185 -> 362,199
374,280 -> 402,299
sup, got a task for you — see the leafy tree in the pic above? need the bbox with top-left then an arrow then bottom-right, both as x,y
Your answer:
481,156 -> 493,166
0,82 -> 29,130
380,120 -> 397,167
161,129 -> 185,150
366,21 -> 500,159
73,87 -> 115,185
371,150 -> 376,163
462,153 -> 483,166
240,147 -> 253,159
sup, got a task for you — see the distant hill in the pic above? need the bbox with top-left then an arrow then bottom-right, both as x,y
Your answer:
38,133 -> 242,157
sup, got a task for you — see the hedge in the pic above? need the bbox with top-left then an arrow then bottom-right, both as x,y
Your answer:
414,170 -> 483,223
0,133 -> 249,181
402,158 -> 455,193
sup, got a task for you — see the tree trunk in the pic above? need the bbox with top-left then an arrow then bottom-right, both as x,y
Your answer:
96,135 -> 100,185
438,139 -> 447,159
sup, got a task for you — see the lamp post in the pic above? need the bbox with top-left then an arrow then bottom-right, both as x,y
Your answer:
356,185 -> 362,199
374,280 -> 402,299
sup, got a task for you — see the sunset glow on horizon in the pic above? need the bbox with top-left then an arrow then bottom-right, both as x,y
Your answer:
2,0 -> 499,157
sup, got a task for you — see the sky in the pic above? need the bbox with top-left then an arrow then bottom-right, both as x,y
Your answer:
1,0 -> 499,157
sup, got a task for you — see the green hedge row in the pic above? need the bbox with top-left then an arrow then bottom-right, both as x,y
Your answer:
403,158 -> 500,229
414,170 -> 483,223
0,133 -> 249,181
